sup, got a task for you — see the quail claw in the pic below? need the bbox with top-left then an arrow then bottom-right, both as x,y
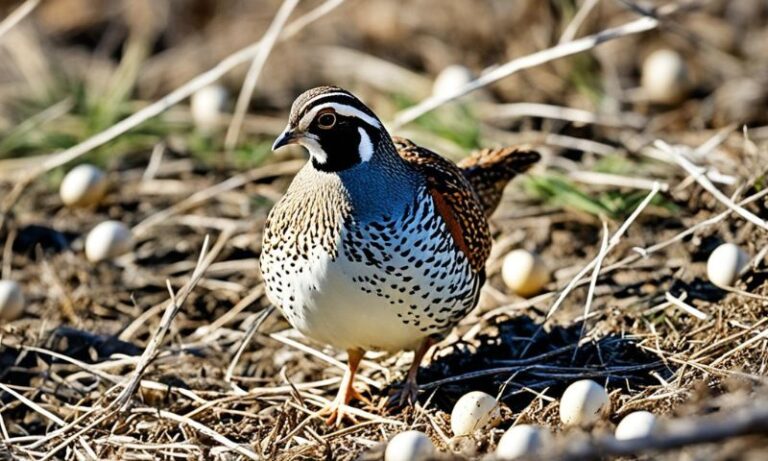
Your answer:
318,400 -> 359,426
388,378 -> 420,408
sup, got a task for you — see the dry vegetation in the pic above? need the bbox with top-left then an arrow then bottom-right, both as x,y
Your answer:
1,0 -> 768,459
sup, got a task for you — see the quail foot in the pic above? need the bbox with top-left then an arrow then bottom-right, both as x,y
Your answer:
262,86 -> 539,425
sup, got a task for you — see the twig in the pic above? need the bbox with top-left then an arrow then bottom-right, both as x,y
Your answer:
0,383 -> 66,426
559,0 -> 601,44
195,285 -> 265,340
521,183 -> 661,356
486,187 -> 768,320
0,383 -> 103,458
112,231 -> 231,410
709,329 -> 768,367
224,0 -> 300,150
392,15 -> 659,127
547,183 -> 661,321
281,0 -> 344,37
225,306 -> 275,384
20,346 -> 121,383
299,395 -> 402,426
545,133 -> 619,156
481,102 -> 647,128
1,227 -> 15,279
569,171 -> 668,191
0,0 -> 40,41
131,159 -> 304,236
664,292 -> 709,321
119,227 -> 238,340
719,285 -> 768,302
633,187 -> 768,258
142,142 -> 166,181
132,408 -> 261,460
655,140 -> 768,232
690,318 -> 768,361
22,404 -> 106,450
692,124 -> 738,158
576,221 -> 609,351
0,414 -> 8,442
35,412 -> 115,461
269,332 -> 381,389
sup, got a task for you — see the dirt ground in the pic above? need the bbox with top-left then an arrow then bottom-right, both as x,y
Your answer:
2,1 -> 768,460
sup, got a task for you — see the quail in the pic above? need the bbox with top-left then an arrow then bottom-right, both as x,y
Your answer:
262,86 -> 540,424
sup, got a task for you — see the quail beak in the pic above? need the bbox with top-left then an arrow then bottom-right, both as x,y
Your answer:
272,128 -> 299,151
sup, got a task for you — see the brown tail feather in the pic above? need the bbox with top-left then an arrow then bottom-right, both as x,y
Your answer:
458,147 -> 540,216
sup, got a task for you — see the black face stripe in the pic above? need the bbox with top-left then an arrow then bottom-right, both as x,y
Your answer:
309,115 -> 384,173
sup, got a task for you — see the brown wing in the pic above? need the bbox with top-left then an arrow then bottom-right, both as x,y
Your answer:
394,137 -> 491,273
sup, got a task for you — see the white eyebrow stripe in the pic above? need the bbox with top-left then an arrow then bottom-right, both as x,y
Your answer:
298,102 -> 382,131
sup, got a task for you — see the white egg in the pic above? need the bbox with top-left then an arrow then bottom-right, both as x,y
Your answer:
496,424 -> 552,460
384,430 -> 435,461
615,411 -> 657,440
85,221 -> 133,262
432,65 -> 475,99
641,49 -> 689,104
559,380 -> 610,427
191,84 -> 229,132
450,391 -> 502,436
60,164 -> 108,207
707,243 -> 749,288
0,280 -> 24,321
502,249 -> 550,297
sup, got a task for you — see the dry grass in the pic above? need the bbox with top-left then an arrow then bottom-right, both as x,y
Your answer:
2,1 -> 768,460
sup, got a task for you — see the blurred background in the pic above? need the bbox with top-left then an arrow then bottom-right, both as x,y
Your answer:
0,0 -> 766,170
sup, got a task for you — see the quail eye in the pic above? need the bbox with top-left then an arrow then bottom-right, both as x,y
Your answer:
317,112 -> 336,129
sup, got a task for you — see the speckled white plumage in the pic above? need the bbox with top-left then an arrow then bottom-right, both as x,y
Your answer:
261,178 -> 481,352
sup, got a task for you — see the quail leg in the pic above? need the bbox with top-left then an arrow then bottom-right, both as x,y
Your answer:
319,348 -> 369,426
393,336 -> 437,406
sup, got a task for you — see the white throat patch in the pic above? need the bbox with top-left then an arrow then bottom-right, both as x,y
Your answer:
298,135 -> 328,164
357,127 -> 374,163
